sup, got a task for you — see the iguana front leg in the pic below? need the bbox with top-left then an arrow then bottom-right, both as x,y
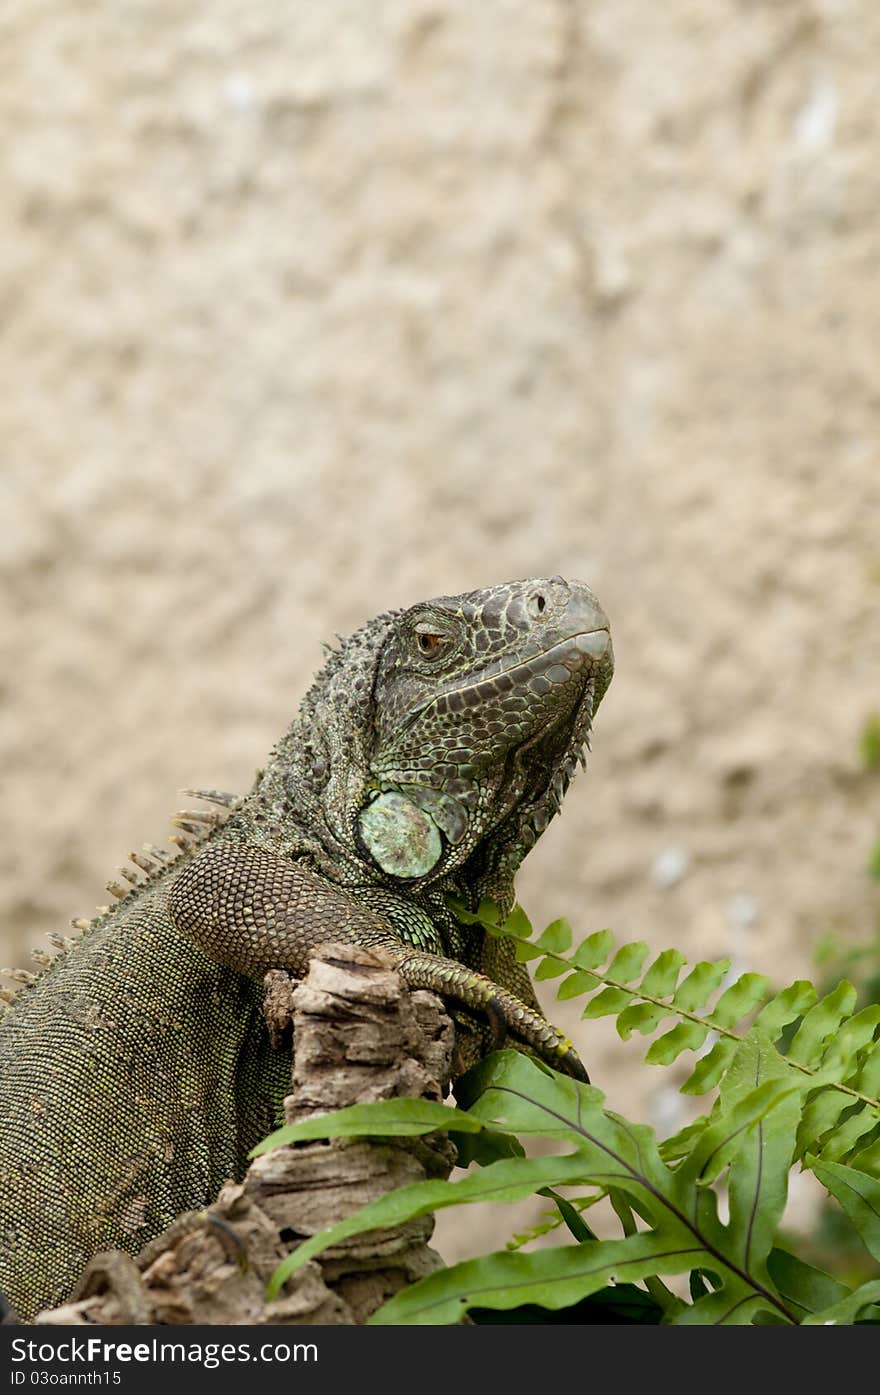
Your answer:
168,844 -> 587,1082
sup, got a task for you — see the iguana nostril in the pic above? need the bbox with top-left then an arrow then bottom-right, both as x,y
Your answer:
528,591 -> 547,618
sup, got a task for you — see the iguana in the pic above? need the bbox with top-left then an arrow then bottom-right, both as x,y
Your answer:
0,576 -> 612,1319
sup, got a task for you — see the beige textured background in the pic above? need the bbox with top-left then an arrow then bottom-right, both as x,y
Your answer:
2,0 -> 878,1257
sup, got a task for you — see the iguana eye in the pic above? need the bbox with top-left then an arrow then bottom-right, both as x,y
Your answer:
416,629 -> 446,658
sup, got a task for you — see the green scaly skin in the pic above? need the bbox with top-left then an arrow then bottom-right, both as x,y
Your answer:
0,576 -> 612,1319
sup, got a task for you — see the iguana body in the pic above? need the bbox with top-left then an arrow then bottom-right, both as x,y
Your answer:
0,577 -> 612,1319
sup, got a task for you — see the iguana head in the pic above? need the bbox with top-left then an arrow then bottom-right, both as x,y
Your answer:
281,576 -> 612,912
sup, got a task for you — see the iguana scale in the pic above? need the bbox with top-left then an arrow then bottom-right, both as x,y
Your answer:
0,576 -> 612,1319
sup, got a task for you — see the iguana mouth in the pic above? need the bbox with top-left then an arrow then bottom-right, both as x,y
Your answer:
436,628 -> 610,713
400,628 -> 610,733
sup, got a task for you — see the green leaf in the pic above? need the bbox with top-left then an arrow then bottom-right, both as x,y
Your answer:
250,1098 -> 481,1155
645,1020 -> 709,1065
606,941 -> 650,984
538,1188 -> 597,1243
819,1004 -> 880,1075
453,1053 -> 797,1326
469,1283 -> 664,1325
557,969 -> 599,1000
535,918 -> 573,954
855,1041 -> 880,1097
788,981 -> 858,1068
672,959 -> 731,1013
505,1193 -> 603,1252
766,1248 -> 850,1318
640,949 -> 687,998
500,903 -> 532,937
457,1053 -> 673,1210
719,1033 -> 804,1275
514,940 -> 544,962
370,1234 -> 704,1325
849,1133 -> 880,1177
753,981 -> 817,1042
452,895 -> 507,928
571,929 -> 614,969
266,1150 -> 596,1297
679,1076 -> 804,1189
811,1159 -> 880,1263
672,1290 -> 775,1325
581,986 -> 633,1019
796,1089 -> 853,1161
448,1127 -> 524,1168
709,973 -> 770,1030
616,1001 -> 670,1040
802,1278 -> 880,1325
681,1037 -> 738,1094
817,1107 -> 880,1165
534,957 -> 570,981
659,1118 -> 708,1162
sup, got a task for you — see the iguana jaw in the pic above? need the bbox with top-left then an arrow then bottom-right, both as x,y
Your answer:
397,625 -> 610,736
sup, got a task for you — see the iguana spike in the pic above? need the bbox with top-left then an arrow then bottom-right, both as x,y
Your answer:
31,948 -> 55,968
4,968 -> 37,986
130,851 -> 156,873
46,932 -> 67,950
169,833 -> 193,853
106,880 -> 129,900
179,788 -> 241,810
95,904 -> 111,917
172,809 -> 220,830
0,985 -> 17,1004
117,866 -> 140,885
170,814 -> 213,836
143,843 -> 171,863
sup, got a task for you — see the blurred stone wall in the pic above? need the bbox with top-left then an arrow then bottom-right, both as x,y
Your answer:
2,0 -> 878,1250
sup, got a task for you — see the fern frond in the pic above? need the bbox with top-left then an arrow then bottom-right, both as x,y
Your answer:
468,903 -> 880,1176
